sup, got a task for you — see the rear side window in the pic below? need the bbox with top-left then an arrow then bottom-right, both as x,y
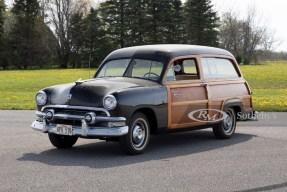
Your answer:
201,58 -> 239,79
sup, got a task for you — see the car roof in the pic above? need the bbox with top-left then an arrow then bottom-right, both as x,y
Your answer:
105,44 -> 234,61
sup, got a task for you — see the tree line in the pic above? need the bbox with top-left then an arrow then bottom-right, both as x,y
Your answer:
0,0 -> 279,70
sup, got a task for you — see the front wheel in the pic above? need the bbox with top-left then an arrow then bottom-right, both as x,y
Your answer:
212,108 -> 236,139
119,113 -> 150,155
48,133 -> 78,149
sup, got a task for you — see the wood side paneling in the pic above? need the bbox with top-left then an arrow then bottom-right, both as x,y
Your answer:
209,83 -> 249,99
171,103 -> 208,125
171,86 -> 207,103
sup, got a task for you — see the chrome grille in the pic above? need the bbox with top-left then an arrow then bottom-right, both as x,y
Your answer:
37,105 -> 111,126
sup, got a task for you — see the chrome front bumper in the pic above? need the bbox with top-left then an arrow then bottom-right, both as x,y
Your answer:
31,105 -> 129,137
31,120 -> 128,137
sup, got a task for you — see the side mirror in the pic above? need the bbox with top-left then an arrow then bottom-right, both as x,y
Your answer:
174,64 -> 182,72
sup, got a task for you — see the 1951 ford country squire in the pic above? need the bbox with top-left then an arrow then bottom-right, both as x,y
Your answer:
31,45 -> 254,155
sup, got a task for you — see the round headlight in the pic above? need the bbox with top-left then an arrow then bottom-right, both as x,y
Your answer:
103,95 -> 117,110
35,91 -> 47,106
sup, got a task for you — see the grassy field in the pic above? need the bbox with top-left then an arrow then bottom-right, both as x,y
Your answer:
0,62 -> 287,111
240,62 -> 287,111
0,69 -> 93,110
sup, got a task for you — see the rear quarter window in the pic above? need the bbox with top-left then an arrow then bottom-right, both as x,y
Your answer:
201,58 -> 239,79
182,59 -> 197,74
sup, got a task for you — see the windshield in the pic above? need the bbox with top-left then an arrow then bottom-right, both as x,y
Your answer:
97,59 -> 131,77
96,59 -> 164,81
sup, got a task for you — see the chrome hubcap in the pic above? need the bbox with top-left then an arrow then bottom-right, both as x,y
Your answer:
132,121 -> 146,148
223,111 -> 234,133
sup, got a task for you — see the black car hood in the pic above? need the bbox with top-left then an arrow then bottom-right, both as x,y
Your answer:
48,77 -> 159,107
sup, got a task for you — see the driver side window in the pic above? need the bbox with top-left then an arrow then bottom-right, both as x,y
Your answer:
166,58 -> 199,81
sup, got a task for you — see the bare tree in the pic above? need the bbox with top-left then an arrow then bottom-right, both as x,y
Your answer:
219,7 -> 278,64
219,11 -> 244,63
45,0 -> 89,68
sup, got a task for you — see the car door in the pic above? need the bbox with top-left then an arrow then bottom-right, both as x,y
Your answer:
163,56 -> 209,129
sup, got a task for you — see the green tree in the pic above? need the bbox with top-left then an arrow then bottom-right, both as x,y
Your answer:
10,0 -> 40,69
69,8 -> 115,68
70,12 -> 85,68
145,0 -> 171,44
99,0 -> 186,47
0,0 -> 8,69
125,0 -> 179,45
184,0 -> 219,46
100,0 -> 128,48
0,0 -> 4,38
124,0 -> 148,46
83,8 -> 115,67
168,0 -> 185,43
33,19 -> 58,68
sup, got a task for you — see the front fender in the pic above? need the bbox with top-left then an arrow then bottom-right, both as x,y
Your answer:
110,86 -> 168,130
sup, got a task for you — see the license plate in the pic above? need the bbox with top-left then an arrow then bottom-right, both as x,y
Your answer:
56,124 -> 73,136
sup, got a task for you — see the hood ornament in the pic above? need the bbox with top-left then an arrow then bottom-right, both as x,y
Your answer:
75,78 -> 83,85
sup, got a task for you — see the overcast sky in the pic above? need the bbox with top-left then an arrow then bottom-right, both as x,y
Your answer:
6,0 -> 287,52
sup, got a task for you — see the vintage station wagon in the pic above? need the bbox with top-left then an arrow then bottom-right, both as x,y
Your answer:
31,45 -> 254,155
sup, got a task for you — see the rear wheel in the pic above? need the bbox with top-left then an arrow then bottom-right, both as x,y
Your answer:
120,113 -> 150,155
212,108 -> 236,139
48,133 -> 78,148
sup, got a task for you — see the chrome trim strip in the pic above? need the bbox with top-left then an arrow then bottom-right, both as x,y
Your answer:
35,111 -> 126,122
41,105 -> 110,116
31,120 -> 128,137
54,114 -> 85,120
94,116 -> 126,122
